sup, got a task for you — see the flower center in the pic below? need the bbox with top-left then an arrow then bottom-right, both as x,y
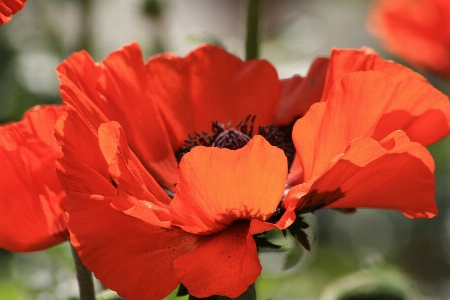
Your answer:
175,115 -> 296,167
213,129 -> 251,149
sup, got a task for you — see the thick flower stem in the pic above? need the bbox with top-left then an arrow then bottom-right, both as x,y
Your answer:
245,0 -> 262,60
189,283 -> 256,300
71,244 -> 96,300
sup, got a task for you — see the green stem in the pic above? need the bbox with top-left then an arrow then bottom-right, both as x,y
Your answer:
78,0 -> 93,51
71,244 -> 96,300
245,0 -> 262,60
189,283 -> 256,300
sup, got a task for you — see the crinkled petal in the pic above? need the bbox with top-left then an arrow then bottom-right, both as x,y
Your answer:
0,0 -> 26,25
55,106 -> 114,196
174,222 -> 260,298
56,43 -> 178,190
97,121 -> 172,227
249,210 -> 296,235
146,45 -> 282,150
170,135 -> 287,234
294,70 -> 450,182
0,105 -> 68,252
321,48 -> 418,102
67,192 -> 201,300
286,131 -> 437,218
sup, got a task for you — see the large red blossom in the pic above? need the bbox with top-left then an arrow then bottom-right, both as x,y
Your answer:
284,48 -> 450,218
0,105 -> 68,252
368,0 -> 450,77
0,0 -> 26,25
55,43 -> 315,299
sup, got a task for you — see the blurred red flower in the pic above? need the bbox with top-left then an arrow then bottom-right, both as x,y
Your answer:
284,48 -> 450,218
368,0 -> 450,77
0,105 -> 68,252
0,0 -> 26,25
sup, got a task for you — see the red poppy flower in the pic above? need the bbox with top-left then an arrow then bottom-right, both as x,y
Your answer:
55,43 -> 319,299
54,43 -> 449,299
368,0 -> 450,77
284,48 -> 450,218
0,0 -> 26,25
0,105 -> 68,252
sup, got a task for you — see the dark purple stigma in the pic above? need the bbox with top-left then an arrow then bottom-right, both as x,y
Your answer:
212,129 -> 251,150
175,115 -> 296,168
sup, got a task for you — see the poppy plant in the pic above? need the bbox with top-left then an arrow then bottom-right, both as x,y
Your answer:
54,43 -> 449,299
368,0 -> 450,77
0,0 -> 27,25
0,105 -> 68,252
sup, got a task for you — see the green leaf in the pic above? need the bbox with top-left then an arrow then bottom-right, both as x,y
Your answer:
254,234 -> 282,250
288,215 -> 311,251
283,241 -> 303,270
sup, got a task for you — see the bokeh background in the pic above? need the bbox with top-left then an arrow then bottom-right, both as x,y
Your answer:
0,0 -> 449,299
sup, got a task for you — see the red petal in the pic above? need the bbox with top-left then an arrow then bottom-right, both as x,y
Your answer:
146,45 -> 282,150
294,71 -> 450,182
321,48 -> 418,103
169,135 -> 287,234
97,121 -> 172,227
67,192 -> 201,300
57,108 -> 209,299
275,57 -> 329,125
0,0 -> 26,25
55,107 -> 115,196
56,43 -> 178,190
249,210 -> 296,235
0,105 -> 68,252
174,222 -> 261,298
286,131 -> 437,218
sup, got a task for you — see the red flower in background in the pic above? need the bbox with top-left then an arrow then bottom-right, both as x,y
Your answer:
55,43 -> 321,299
0,105 -> 68,252
0,0 -> 26,25
284,48 -> 450,218
368,0 -> 450,77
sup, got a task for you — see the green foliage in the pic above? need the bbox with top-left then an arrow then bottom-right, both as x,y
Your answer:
282,243 -> 302,270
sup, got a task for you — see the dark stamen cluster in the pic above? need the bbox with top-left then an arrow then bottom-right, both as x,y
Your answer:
175,115 -> 296,167
213,129 -> 251,149
174,122 -> 220,162
175,115 -> 256,162
258,123 -> 295,167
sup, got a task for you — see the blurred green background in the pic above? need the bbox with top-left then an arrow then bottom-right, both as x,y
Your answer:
1,0 -> 449,299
